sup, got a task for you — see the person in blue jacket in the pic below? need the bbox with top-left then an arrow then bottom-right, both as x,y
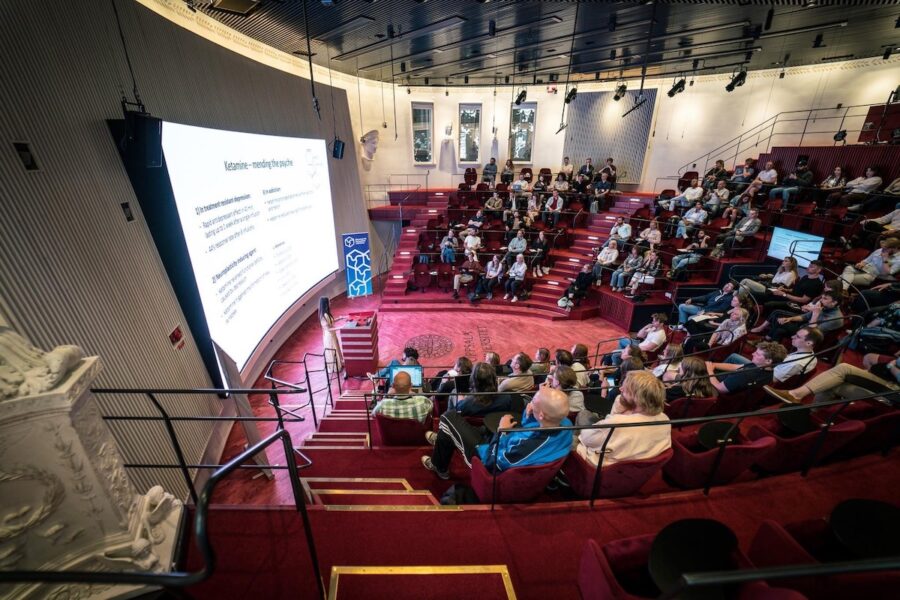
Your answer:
421,386 -> 572,479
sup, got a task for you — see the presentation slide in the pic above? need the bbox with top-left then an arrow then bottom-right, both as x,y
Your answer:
161,122 -> 338,369
767,226 -> 824,268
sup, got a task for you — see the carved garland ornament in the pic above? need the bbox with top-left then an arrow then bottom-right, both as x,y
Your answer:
0,467 -> 65,542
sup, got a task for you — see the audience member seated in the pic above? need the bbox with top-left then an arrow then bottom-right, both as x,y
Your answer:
454,362 -> 512,417
504,229 -> 528,265
755,290 -> 843,341
704,179 -> 730,215
764,362 -> 898,404
578,157 -> 595,180
850,208 -> 900,250
571,173 -> 590,195
683,303 -> 747,354
484,192 -> 503,218
668,230 -> 712,280
729,157 -> 757,189
732,327 -> 820,384
549,364 -> 585,413
636,221 -> 662,250
768,160 -> 812,208
661,178 -> 703,211
501,159 -> 515,184
610,245 -> 643,292
530,230 -> 549,277
484,351 -> 511,377
702,159 -> 728,192
598,157 -> 617,186
652,343 -> 683,382
715,208 -> 761,251
575,370 -> 671,466
463,228 -> 482,253
602,216 -> 632,248
432,356 -> 473,405
676,282 -> 735,326
708,307 -> 749,348
753,260 -> 825,313
738,257 -> 798,299
372,371 -> 433,423
530,348 -> 551,376
439,229 -> 459,264
564,264 -> 595,309
840,238 -> 900,291
452,250 -> 484,299
542,189 -> 565,228
614,313 -> 668,363
471,254 -> 504,301
706,341 -> 787,394
851,302 -> 900,352
525,193 -> 541,223
720,184 -> 758,228
625,248 -> 663,298
498,352 -> 535,393
560,156 -> 574,181
503,253 -> 528,301
674,201 -> 708,239
754,160 -> 778,189
372,347 -> 420,382
592,240 -> 619,285
467,209 -> 486,230
812,165 -> 846,205
847,175 -> 900,213
665,356 -> 718,401
591,172 -> 614,213
827,166 -> 882,207
571,344 -> 592,388
482,157 -> 498,184
511,172 -> 530,194
421,386 -> 572,480
553,172 -> 569,193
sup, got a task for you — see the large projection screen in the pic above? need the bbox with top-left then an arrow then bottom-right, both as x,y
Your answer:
161,122 -> 338,369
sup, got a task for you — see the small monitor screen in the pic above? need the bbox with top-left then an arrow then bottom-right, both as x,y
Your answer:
390,365 -> 424,388
767,226 -> 824,268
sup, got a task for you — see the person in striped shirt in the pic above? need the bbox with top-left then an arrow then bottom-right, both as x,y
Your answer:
372,371 -> 433,423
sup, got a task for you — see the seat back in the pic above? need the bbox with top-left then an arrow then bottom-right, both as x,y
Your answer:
564,449 -> 673,499
464,167 -> 477,186
678,171 -> 699,191
832,403 -> 900,458
664,430 -> 776,489
746,419 -> 865,474
520,167 -> 533,182
664,396 -> 717,420
577,539 -> 629,600
373,412 -> 430,446
470,455 -> 566,503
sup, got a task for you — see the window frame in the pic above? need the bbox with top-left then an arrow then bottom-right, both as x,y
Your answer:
411,101 -> 435,165
508,101 -> 538,164
457,103 -> 482,164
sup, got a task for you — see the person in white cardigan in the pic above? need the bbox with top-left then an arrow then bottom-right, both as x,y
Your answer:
576,370 -> 671,467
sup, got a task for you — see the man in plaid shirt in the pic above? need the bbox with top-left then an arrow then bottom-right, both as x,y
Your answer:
371,371 -> 433,423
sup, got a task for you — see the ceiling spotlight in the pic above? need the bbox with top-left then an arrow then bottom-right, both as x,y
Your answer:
779,70 -> 785,79
833,130 -> 847,142
813,33 -> 824,48
400,62 -> 406,73
445,90 -> 449,96
667,78 -> 686,97
464,75 -> 469,84
564,87 -> 577,104
613,83 -> 627,101
489,19 -> 496,37
725,70 -> 747,92
424,77 -> 429,85
764,8 -> 774,31
515,89 -> 528,105
504,75 -> 510,84
407,88 -> 411,94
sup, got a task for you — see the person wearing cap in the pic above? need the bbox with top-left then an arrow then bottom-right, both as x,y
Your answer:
768,160 -> 814,208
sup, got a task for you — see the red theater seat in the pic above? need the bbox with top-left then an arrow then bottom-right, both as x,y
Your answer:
562,449 -> 673,499
469,455 -> 566,504
745,417 -> 864,474
373,412 -> 432,446
664,396 -> 717,420
664,429 -> 775,489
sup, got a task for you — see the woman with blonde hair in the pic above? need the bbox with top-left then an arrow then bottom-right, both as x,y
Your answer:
576,370 -> 671,466
652,344 -> 683,382
666,357 -> 718,401
738,256 -> 798,299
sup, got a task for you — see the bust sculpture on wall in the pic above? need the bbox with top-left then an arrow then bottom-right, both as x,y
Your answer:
360,129 -> 379,169
0,326 -> 84,400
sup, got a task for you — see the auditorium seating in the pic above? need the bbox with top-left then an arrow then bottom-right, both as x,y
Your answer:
562,449 -> 672,499
374,412 -> 433,446
469,455 -> 566,503
664,428 -> 776,489
745,416 -> 865,474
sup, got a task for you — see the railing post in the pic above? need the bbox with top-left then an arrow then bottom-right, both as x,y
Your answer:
588,427 -> 616,508
365,392 -> 374,452
703,417 -> 744,496
146,392 -> 199,505
801,403 -> 847,477
301,355 -> 320,430
490,435 -> 501,511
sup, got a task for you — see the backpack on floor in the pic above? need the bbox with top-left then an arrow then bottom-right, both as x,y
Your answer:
440,484 -> 479,505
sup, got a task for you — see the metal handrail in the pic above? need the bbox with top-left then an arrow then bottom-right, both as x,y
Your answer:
0,427 -> 326,600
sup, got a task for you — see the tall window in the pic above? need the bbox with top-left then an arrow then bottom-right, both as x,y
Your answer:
458,103 -> 481,163
509,102 -> 537,162
411,102 -> 433,164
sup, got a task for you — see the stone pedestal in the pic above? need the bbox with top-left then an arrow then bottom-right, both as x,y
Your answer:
0,357 -> 183,599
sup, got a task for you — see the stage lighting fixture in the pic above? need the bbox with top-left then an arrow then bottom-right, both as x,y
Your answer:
667,78 -> 686,97
833,130 -> 847,142
725,70 -> 747,92
564,87 -> 577,104
515,89 -> 527,105
613,83 -> 627,101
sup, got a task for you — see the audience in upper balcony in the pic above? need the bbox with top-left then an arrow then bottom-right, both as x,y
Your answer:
452,250 -> 484,299
738,256 -> 798,300
575,370 -> 671,467
503,253 -> 527,302
593,239 -> 619,284
525,193 -> 541,223
504,210 -> 529,240
484,192 -> 503,218
560,156 -> 574,181
610,245 -> 644,292
840,238 -> 900,291
661,178 -> 703,211
847,175 -> 900,213
512,172 -> 530,194
827,166 -> 882,206
591,171 -> 614,213
542,188 -> 565,228
625,248 -> 662,297
716,208 -> 761,250
372,371 -> 433,423
665,356 -> 718,401
440,230 -> 458,264
572,173 -> 590,195
768,160 -> 813,207
467,209 -> 486,230
504,229 -> 528,265
603,216 -> 632,248
730,157 -> 756,188
578,157 -> 595,180
635,220 -> 662,249
501,159 -> 515,184
706,341 -> 787,394
599,157 -> 617,187
721,183 -> 759,228
463,229 -> 482,254
498,352 -> 535,393
764,362 -> 897,405
755,160 -> 778,187
482,157 -> 498,184
702,160 -> 729,191
675,201 -> 708,239
553,172 -> 569,193
704,179 -> 731,215
668,229 -> 712,280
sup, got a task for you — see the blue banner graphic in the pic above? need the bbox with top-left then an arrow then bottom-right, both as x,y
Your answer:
342,232 -> 372,298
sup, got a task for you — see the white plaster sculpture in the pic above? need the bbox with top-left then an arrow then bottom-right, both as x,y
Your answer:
360,129 -> 379,162
141,485 -> 181,544
0,327 -> 84,400
98,538 -> 160,572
